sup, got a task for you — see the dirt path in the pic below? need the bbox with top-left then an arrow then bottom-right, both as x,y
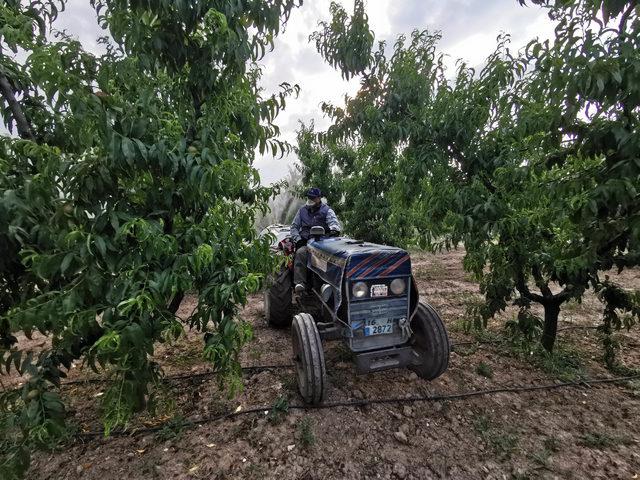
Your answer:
27,250 -> 640,479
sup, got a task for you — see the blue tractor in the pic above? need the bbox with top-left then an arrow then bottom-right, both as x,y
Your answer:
264,226 -> 450,404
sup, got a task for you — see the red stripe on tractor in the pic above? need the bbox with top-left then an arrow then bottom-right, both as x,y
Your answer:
380,255 -> 409,277
358,253 -> 402,278
347,253 -> 381,277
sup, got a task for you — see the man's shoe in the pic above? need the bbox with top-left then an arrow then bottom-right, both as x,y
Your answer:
294,283 -> 306,294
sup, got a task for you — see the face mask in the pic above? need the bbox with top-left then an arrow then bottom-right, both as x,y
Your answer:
306,199 -> 316,206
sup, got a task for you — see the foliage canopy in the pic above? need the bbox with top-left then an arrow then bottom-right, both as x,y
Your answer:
299,0 -> 639,357
0,0 -> 299,477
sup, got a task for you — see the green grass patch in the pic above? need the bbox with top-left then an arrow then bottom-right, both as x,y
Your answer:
466,325 -> 586,381
578,431 -> 633,449
267,396 -> 289,425
156,414 -> 187,441
475,361 -> 494,378
297,417 -> 315,448
533,345 -> 584,381
529,436 -> 561,469
148,382 -> 177,419
543,436 -> 561,453
473,414 -> 519,460
280,373 -> 298,393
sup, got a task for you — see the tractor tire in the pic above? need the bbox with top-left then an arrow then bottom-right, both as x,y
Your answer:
409,302 -> 450,380
264,268 -> 293,328
292,313 -> 326,404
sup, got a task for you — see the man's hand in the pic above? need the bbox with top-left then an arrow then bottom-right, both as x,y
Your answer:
295,239 -> 307,249
329,229 -> 340,237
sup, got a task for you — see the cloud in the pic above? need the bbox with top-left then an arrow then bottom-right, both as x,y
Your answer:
55,2 -> 107,55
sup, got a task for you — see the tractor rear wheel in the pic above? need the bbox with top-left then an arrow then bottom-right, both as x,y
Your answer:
264,268 -> 293,328
292,313 -> 326,404
409,302 -> 450,380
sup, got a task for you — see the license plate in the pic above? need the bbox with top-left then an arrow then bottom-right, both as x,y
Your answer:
370,284 -> 388,297
364,318 -> 393,336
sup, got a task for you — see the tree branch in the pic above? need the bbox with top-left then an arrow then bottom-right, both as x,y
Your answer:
554,286 -> 576,303
532,265 -> 553,298
0,72 -> 34,140
515,267 -> 545,303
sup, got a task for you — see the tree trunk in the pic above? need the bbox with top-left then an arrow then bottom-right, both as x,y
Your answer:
168,292 -> 185,315
0,72 -> 34,140
540,301 -> 561,352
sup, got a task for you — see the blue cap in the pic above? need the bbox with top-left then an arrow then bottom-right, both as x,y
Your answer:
306,187 -> 322,198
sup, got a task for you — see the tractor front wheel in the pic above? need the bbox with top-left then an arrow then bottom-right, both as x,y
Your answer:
409,302 -> 450,380
292,313 -> 326,404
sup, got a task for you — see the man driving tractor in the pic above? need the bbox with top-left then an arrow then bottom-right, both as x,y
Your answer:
291,187 -> 341,293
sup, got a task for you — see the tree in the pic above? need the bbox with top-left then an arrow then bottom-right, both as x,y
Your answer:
306,0 -> 639,356
512,0 -> 640,357
0,1 -> 299,477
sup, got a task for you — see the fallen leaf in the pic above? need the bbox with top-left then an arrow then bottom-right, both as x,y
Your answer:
206,443 -> 215,448
136,449 -> 145,454
234,405 -> 242,413
188,466 -> 199,473
287,444 -> 296,451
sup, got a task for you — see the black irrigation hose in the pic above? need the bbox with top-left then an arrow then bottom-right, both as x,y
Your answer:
77,373 -> 640,439
9,332 -> 631,391
59,339 -> 491,387
45,336 -> 605,387
60,364 -> 295,387
9,332 -> 633,391
57,341 -> 485,387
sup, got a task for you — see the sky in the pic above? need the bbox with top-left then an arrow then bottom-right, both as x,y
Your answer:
51,0 -> 556,185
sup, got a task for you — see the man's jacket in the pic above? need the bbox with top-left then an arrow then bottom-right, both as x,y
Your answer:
291,203 -> 341,244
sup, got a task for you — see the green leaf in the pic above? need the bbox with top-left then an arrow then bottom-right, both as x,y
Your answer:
95,236 -> 107,257
122,137 -> 136,165
60,253 -> 74,274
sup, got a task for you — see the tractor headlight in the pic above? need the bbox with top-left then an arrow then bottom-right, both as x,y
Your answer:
352,281 -> 368,298
390,278 -> 406,295
321,284 -> 333,302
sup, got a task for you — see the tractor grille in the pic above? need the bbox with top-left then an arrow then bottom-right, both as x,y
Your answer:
348,297 -> 410,352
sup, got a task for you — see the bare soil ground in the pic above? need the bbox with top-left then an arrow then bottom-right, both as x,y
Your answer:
24,249 -> 640,480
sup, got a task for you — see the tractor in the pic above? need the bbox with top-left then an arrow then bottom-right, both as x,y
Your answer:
263,225 -> 450,404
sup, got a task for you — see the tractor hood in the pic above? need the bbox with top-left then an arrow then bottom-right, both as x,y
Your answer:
308,237 -> 411,280
307,237 -> 411,313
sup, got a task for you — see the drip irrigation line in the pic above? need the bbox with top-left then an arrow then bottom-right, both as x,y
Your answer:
8,334 -> 629,391
59,339 -> 491,387
60,364 -> 294,387
76,373 -> 640,439
57,340 -> 493,387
